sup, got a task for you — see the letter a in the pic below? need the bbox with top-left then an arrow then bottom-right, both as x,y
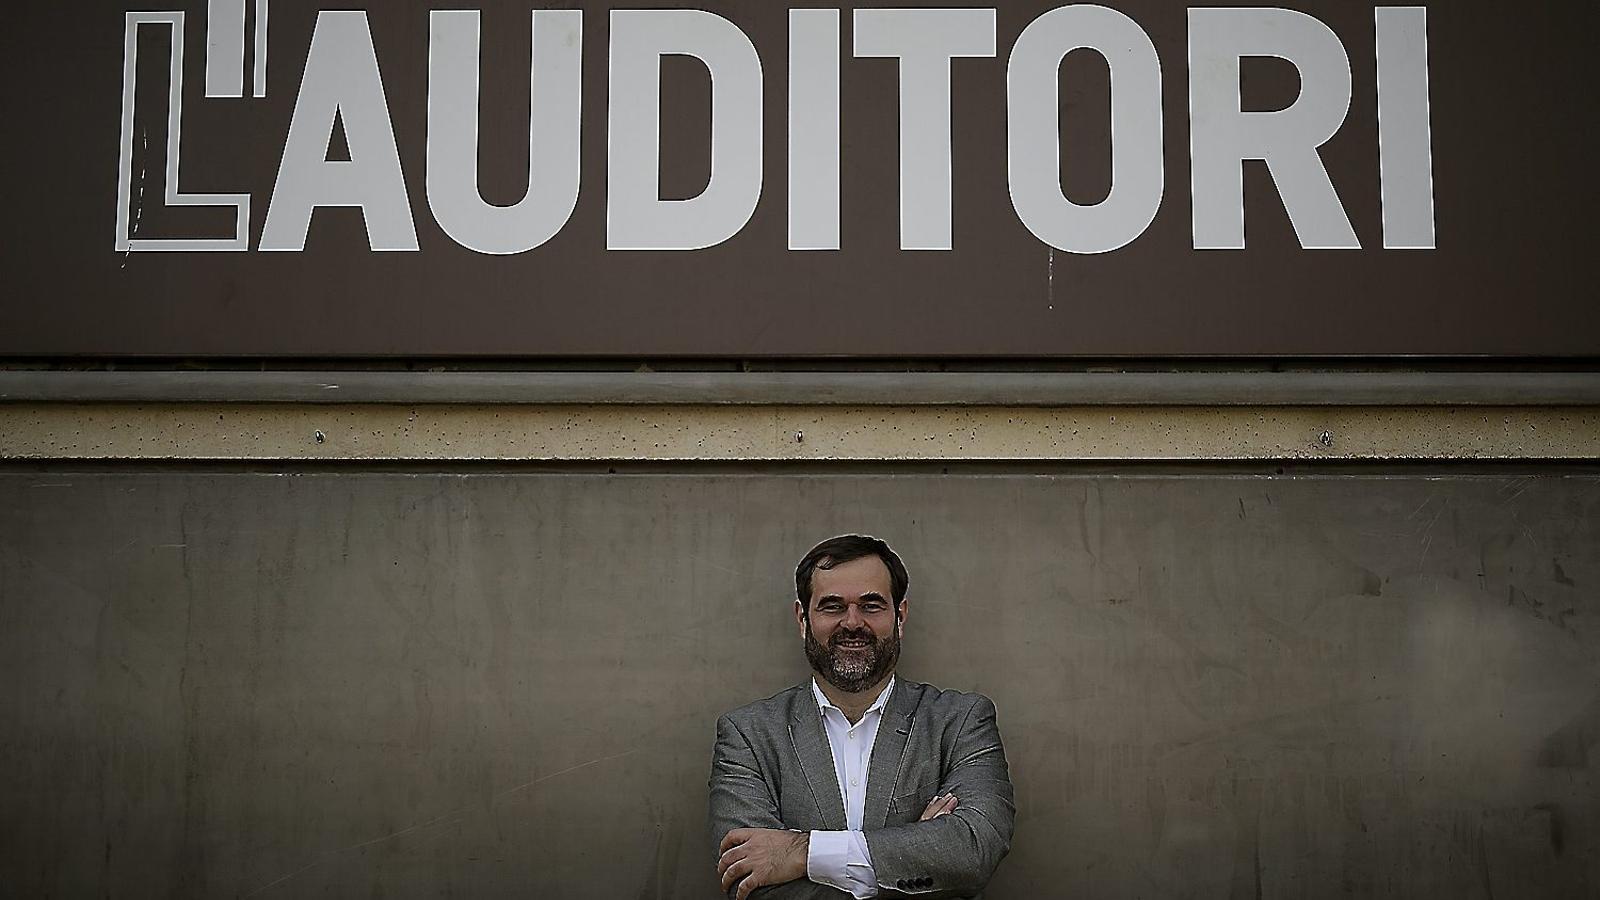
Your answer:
261,10 -> 418,251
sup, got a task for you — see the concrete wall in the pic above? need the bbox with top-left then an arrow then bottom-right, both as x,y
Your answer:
4,403 -> 1598,461
1,466 -> 1596,897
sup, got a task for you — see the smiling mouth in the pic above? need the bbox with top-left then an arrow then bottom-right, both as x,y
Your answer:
835,638 -> 872,648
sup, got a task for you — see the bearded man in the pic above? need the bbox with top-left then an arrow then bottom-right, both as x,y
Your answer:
708,535 -> 1015,899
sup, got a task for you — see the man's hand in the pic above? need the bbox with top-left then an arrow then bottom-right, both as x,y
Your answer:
919,793 -> 958,821
718,828 -> 810,900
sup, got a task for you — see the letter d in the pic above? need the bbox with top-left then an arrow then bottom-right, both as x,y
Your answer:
607,10 -> 763,250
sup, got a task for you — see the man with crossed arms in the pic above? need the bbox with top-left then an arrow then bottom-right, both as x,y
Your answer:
709,535 -> 1015,898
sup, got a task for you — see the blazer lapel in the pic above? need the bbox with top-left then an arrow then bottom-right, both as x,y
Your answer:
863,679 -> 918,828
788,683 -> 847,831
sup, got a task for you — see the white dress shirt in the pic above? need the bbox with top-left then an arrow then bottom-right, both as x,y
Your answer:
806,675 -> 895,899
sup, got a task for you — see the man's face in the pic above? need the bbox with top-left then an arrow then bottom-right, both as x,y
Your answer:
798,555 -> 904,694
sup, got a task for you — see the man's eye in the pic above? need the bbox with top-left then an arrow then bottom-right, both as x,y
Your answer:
819,604 -> 843,613
863,603 -> 885,613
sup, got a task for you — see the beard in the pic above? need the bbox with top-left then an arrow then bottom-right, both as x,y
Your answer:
804,619 -> 901,694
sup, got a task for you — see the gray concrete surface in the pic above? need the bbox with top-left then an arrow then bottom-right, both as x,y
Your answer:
7,370 -> 1600,406
1,467 -> 1596,897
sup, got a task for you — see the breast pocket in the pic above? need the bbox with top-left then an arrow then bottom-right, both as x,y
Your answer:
887,778 -> 940,824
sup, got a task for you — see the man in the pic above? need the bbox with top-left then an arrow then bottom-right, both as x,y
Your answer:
709,535 -> 1015,899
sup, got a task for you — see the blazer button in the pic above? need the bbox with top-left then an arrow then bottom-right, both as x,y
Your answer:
896,878 -> 908,889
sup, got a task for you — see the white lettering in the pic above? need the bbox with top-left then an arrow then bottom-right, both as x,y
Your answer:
854,8 -> 997,251
1008,4 -> 1163,254
260,10 -> 418,251
1189,7 -> 1358,250
426,10 -> 582,255
607,10 -> 764,251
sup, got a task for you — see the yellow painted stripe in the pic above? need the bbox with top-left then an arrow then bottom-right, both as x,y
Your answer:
2,404 -> 1597,461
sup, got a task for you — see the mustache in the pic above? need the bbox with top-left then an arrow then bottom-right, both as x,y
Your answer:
806,620 -> 900,694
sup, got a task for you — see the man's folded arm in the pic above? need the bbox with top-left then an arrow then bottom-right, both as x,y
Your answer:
709,714 -> 852,899
861,696 -> 1015,897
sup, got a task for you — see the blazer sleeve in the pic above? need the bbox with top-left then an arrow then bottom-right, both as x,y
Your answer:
709,714 -> 852,900
862,695 -> 1015,897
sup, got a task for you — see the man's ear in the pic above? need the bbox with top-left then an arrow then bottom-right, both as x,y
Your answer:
896,598 -> 908,635
794,600 -> 806,638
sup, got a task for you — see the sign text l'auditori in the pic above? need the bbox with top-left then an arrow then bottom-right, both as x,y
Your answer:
116,6 -> 1435,255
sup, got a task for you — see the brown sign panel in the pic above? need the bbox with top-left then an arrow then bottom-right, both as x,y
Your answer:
1,1 -> 1595,358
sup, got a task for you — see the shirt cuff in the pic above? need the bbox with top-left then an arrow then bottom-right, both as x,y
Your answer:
807,830 -> 878,898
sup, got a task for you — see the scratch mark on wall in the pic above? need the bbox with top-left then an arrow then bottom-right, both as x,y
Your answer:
1417,503 -> 1446,566
1477,822 -> 1498,900
1047,249 -> 1055,310
493,747 -> 645,801
121,128 -> 148,270
1498,477 -> 1534,506
1252,826 -> 1264,900
1407,494 -> 1434,520
241,857 -> 322,897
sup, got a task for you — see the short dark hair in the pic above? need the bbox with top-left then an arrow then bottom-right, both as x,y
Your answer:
794,534 -> 909,615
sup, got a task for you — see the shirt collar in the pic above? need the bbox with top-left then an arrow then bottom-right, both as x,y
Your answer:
811,674 -> 896,718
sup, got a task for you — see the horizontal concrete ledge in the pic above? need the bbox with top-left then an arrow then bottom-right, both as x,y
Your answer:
3,404 -> 1596,461
4,371 -> 1600,406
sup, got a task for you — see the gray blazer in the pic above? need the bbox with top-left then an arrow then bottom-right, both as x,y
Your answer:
709,678 -> 1014,898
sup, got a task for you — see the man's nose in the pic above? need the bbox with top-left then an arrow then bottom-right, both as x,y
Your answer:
842,604 -> 865,628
